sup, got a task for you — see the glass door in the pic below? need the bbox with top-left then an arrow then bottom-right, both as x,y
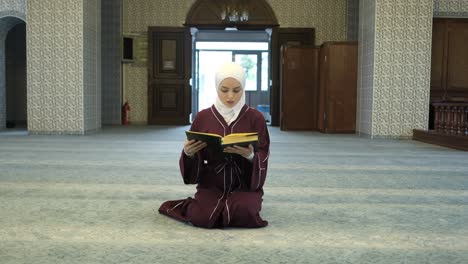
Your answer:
234,51 -> 270,122
233,52 -> 259,92
193,41 -> 270,122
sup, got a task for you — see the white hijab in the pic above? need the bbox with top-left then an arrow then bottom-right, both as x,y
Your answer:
214,62 -> 246,125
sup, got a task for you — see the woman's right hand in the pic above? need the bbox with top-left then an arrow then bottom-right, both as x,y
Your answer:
183,140 -> 207,157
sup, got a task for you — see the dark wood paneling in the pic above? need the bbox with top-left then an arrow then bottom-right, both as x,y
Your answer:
430,20 -> 446,99
431,18 -> 468,102
152,33 -> 186,79
280,45 -> 319,130
151,83 -> 184,113
447,20 -> 468,100
430,18 -> 468,128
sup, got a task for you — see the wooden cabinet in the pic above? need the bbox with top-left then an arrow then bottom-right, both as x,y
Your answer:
278,41 -> 357,132
272,28 -> 315,126
317,41 -> 358,133
280,45 -> 319,130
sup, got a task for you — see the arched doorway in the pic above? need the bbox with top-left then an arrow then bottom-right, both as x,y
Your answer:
192,29 -> 272,122
0,16 -> 27,130
6,22 -> 26,128
184,0 -> 278,123
184,0 -> 315,126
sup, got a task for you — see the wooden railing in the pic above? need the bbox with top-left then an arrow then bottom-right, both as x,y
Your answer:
433,102 -> 468,136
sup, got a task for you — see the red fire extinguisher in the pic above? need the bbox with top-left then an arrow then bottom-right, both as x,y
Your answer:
122,101 -> 130,125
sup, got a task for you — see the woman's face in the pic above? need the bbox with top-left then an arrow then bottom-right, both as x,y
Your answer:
217,77 -> 243,108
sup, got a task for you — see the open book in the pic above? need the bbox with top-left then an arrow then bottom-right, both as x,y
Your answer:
185,131 -> 258,153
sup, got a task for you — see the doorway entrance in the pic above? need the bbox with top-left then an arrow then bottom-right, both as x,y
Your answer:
6,23 -> 27,129
192,30 -> 271,122
0,16 -> 27,131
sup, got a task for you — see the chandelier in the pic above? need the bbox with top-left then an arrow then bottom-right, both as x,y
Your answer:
220,0 -> 250,22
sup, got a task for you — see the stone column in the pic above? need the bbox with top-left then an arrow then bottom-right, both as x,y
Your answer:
101,0 -> 122,125
27,0 -> 101,134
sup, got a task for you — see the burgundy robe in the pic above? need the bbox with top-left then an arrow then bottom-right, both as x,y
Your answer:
159,104 -> 270,228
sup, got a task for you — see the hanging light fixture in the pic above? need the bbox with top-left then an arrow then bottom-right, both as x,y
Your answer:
220,0 -> 249,23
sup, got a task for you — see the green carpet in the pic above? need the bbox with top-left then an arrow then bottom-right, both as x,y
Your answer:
0,126 -> 467,263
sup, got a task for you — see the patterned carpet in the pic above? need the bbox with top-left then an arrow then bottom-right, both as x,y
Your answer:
0,126 -> 467,263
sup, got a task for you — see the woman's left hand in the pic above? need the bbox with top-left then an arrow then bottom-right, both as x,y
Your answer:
223,144 -> 254,159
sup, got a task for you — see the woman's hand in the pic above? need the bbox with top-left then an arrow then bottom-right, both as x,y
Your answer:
223,144 -> 254,160
184,140 -> 207,157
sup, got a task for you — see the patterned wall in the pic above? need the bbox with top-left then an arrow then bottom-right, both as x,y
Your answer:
122,0 -> 348,123
268,0 -> 347,44
358,0 -> 434,138
101,0 -> 122,125
27,0 -> 103,134
123,65 -> 147,124
83,0 -> 101,132
0,0 -> 26,130
434,0 -> 468,17
356,0 -> 376,136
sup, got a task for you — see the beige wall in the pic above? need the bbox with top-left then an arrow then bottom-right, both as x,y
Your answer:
122,0 -> 348,124
434,0 -> 468,14
27,0 -> 83,134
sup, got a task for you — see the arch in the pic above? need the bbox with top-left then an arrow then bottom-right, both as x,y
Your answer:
0,14 -> 26,130
0,10 -> 26,22
185,0 -> 278,29
0,15 -> 25,40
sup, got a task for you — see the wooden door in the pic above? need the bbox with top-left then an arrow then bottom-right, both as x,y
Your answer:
280,45 -> 319,130
429,18 -> 468,128
148,27 -> 191,125
271,28 -> 315,126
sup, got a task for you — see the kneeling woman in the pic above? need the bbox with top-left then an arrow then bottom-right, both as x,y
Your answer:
159,62 -> 270,228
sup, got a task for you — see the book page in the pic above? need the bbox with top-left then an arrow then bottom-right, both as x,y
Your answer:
223,132 -> 258,138
222,134 -> 258,145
